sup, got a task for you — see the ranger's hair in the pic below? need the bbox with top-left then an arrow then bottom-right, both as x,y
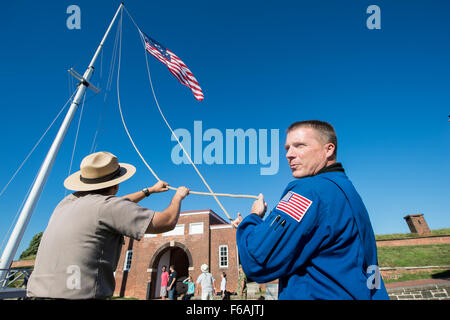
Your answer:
90,184 -> 118,195
287,120 -> 337,159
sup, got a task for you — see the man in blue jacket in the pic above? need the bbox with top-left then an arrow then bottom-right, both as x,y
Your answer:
233,120 -> 389,300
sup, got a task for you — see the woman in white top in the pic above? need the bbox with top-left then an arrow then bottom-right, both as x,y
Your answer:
220,272 -> 229,300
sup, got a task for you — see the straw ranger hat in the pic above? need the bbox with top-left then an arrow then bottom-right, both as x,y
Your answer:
64,151 -> 136,191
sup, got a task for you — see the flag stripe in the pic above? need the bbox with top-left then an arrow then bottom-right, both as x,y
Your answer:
277,202 -> 304,217
286,195 -> 309,209
276,203 -> 303,220
276,191 -> 312,222
291,196 -> 312,209
289,198 -> 309,210
143,33 -> 204,101
292,193 -> 312,205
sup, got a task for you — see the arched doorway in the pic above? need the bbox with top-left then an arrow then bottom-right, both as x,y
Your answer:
150,243 -> 193,299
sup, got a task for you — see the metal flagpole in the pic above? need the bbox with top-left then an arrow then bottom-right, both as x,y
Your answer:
0,3 -> 124,285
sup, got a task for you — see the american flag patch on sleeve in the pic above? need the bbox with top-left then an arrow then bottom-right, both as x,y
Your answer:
275,191 -> 313,222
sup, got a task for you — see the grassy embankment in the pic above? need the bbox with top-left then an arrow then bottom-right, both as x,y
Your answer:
376,229 -> 450,283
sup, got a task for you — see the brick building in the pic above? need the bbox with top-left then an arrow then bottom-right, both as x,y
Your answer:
403,214 -> 431,235
113,209 -> 239,299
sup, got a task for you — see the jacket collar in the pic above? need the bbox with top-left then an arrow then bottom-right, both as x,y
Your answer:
315,162 -> 345,176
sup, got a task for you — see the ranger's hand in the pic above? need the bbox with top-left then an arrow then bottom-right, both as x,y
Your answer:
149,181 -> 170,193
175,186 -> 190,200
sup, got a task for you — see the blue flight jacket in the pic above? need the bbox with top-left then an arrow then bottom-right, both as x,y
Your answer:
236,171 -> 389,300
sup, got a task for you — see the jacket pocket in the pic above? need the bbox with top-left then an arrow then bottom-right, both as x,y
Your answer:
250,222 -> 289,265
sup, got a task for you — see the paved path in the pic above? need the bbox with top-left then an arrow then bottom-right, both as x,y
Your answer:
386,278 -> 450,300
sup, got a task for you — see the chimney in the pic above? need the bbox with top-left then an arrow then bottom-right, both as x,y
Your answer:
403,214 -> 431,235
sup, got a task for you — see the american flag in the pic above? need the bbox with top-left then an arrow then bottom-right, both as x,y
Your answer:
276,191 -> 312,222
140,31 -> 204,101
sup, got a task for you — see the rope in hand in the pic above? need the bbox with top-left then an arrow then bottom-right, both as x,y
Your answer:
116,8 -> 258,222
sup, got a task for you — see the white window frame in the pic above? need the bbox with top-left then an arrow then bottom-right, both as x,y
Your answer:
144,233 -> 157,238
162,224 -> 185,237
123,250 -> 133,271
189,222 -> 204,235
218,245 -> 228,268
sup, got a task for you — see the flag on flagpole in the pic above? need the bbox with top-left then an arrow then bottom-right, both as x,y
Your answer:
140,31 -> 204,101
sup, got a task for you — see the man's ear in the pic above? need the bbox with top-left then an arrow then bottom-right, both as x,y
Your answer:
325,143 -> 336,159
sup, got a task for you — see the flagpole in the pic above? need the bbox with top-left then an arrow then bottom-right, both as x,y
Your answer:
0,3 -> 124,286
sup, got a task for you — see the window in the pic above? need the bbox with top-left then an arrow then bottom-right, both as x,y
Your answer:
219,245 -> 228,268
144,233 -> 157,238
123,250 -> 133,271
189,222 -> 204,235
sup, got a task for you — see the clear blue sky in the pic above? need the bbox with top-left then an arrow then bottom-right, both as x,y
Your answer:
0,0 -> 449,260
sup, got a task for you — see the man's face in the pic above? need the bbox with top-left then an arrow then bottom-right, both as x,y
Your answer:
285,127 -> 334,178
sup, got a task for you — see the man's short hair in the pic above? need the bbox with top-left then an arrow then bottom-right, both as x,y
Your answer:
90,184 -> 118,195
287,120 -> 337,159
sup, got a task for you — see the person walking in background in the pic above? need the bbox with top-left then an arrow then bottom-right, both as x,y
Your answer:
237,265 -> 247,300
160,265 -> 169,300
196,264 -> 216,300
220,272 -> 230,300
182,275 -> 195,300
167,265 -> 178,300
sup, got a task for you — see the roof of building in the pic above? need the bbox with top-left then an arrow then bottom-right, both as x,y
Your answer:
180,209 -> 229,225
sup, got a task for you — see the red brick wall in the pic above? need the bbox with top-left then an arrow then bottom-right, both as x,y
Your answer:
404,214 -> 431,235
376,236 -> 450,247
11,260 -> 35,268
113,210 -> 240,299
210,226 -> 239,293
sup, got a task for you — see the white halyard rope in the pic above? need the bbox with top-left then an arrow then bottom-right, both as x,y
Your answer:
116,8 -> 258,221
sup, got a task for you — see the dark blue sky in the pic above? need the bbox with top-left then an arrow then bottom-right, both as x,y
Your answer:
0,0 -> 449,259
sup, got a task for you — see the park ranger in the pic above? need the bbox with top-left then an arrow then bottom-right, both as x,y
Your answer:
27,151 -> 189,299
233,120 -> 389,300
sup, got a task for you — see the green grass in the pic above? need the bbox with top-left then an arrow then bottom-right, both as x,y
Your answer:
378,243 -> 450,283
383,269 -> 450,283
375,228 -> 450,240
377,244 -> 450,267
21,254 -> 36,261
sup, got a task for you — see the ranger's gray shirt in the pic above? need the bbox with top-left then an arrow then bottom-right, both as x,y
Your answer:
27,192 -> 154,299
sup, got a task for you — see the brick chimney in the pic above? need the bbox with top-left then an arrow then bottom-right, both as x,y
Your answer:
403,214 -> 431,235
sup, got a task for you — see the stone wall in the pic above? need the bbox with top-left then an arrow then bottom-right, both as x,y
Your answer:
387,280 -> 450,300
